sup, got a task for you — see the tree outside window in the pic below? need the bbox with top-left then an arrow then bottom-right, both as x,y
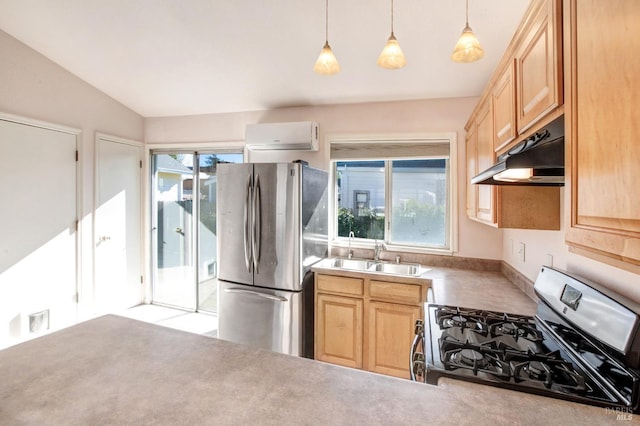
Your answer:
336,159 -> 448,248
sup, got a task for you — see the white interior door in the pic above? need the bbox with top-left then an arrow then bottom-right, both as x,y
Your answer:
95,135 -> 143,313
0,117 -> 78,348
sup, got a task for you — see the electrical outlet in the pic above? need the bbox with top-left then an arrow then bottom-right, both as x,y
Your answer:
509,239 -> 514,255
546,254 -> 554,267
518,242 -> 526,262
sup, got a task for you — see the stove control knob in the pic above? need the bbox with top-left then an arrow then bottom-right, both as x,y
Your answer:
413,352 -> 425,363
414,319 -> 424,334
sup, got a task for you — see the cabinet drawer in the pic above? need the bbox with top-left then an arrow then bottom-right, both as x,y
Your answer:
369,280 -> 423,305
317,274 -> 364,296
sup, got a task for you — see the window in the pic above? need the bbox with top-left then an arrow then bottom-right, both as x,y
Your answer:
331,135 -> 456,252
336,161 -> 385,240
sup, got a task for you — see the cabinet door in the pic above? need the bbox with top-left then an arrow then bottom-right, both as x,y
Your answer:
367,301 -> 421,379
493,60 -> 517,151
465,125 -> 477,220
516,0 -> 562,133
315,293 -> 363,369
565,0 -> 640,267
476,101 -> 497,225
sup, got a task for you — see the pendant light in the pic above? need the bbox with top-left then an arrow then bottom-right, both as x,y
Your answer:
377,0 -> 406,69
451,0 -> 484,63
314,0 -> 340,75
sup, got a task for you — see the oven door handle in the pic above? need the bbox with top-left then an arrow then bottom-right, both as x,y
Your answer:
409,332 -> 422,381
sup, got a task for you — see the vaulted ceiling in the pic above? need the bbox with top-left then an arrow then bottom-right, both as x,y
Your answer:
0,0 -> 531,117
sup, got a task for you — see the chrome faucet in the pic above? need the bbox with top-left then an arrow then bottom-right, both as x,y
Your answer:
374,240 -> 387,261
348,231 -> 355,259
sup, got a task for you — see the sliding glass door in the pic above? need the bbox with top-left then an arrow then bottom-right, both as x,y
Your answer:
151,151 -> 243,312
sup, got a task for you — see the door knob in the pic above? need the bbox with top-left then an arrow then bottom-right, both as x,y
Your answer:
175,227 -> 183,234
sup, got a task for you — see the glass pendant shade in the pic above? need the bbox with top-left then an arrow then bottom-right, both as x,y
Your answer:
314,0 -> 340,75
314,41 -> 341,75
377,33 -> 407,69
451,24 -> 484,63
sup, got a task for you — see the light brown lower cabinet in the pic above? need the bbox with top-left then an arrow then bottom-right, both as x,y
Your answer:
315,293 -> 363,369
367,301 -> 421,379
314,272 -> 427,380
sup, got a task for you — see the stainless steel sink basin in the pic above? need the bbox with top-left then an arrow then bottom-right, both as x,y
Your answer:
329,258 -> 372,271
319,258 -> 422,277
367,262 -> 421,276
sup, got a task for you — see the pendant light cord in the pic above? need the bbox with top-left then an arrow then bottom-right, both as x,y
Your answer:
465,0 -> 469,27
391,0 -> 395,35
325,0 -> 329,43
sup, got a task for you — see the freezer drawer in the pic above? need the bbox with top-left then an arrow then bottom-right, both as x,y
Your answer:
218,280 -> 303,356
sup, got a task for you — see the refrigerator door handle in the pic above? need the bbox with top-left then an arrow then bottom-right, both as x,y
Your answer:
252,174 -> 262,273
243,174 -> 253,272
223,287 -> 287,302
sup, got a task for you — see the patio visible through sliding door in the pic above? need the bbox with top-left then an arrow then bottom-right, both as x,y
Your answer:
151,151 -> 243,312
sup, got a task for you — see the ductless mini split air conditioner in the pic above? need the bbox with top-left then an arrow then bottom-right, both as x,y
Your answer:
245,121 -> 319,151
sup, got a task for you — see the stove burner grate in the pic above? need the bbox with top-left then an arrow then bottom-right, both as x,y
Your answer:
441,344 -> 511,380
457,349 -> 487,367
436,307 -> 487,333
512,359 -> 587,393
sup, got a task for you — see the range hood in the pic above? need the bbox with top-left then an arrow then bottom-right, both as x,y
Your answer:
471,117 -> 565,186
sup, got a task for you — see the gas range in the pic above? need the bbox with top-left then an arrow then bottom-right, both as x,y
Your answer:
411,267 -> 640,412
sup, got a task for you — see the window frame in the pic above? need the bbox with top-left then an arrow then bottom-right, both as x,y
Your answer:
328,133 -> 458,255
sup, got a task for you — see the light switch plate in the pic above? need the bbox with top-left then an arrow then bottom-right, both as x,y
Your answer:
518,242 -> 526,262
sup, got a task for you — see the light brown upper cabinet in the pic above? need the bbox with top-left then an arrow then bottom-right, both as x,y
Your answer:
475,100 -> 497,225
516,0 -> 563,135
465,125 -> 477,220
464,0 -> 562,231
466,99 -> 497,226
465,97 -> 560,230
564,0 -> 640,270
492,60 -> 517,152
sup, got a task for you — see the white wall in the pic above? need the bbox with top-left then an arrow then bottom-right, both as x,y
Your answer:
503,188 -> 640,304
146,97 -> 504,261
148,99 -> 640,303
0,30 -> 145,320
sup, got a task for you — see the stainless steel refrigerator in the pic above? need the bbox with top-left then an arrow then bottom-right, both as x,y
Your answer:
216,162 -> 328,357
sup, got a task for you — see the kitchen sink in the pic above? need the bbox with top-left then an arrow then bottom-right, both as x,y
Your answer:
329,258 -> 372,271
318,258 -> 423,277
367,262 -> 421,276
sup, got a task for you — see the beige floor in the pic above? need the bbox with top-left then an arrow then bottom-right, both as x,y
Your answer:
115,304 -> 218,337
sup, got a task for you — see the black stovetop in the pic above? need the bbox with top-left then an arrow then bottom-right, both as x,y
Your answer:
424,304 -> 640,411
